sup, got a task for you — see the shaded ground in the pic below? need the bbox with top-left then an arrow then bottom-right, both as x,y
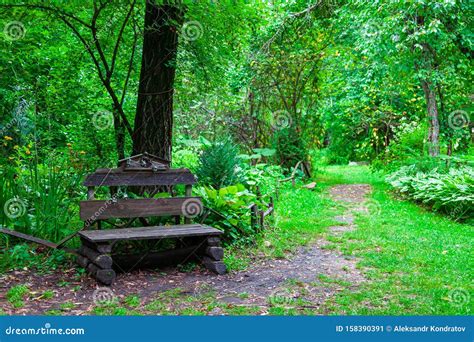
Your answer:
0,184 -> 372,315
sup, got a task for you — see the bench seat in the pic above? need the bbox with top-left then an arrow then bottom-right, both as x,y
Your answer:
78,224 -> 222,243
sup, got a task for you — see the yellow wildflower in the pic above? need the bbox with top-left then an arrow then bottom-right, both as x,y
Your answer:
4,136 -> 13,141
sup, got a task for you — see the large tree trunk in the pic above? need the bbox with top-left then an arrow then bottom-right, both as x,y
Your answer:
421,79 -> 440,156
414,37 -> 440,157
411,15 -> 441,157
132,0 -> 183,161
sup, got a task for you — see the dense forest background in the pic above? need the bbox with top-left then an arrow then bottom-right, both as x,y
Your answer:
0,0 -> 472,258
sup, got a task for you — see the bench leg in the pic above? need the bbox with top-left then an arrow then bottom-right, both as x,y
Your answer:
77,240 -> 116,286
201,237 -> 226,275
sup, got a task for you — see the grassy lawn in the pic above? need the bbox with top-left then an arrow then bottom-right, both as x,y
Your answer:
313,165 -> 473,315
228,164 -> 472,315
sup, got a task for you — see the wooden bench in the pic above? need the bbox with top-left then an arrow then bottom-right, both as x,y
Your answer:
76,153 -> 226,285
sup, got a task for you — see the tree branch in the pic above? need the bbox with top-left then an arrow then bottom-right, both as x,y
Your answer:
91,0 -> 111,79
110,0 -> 136,76
120,16 -> 139,106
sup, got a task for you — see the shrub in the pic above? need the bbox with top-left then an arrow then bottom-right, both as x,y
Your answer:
172,135 -> 207,171
273,127 -> 308,170
195,139 -> 243,189
194,184 -> 259,243
239,162 -> 284,197
173,149 -> 199,172
386,165 -> 474,221
372,121 -> 426,171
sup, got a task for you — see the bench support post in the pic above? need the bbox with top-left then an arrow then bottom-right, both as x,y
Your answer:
184,184 -> 193,224
201,236 -> 226,275
78,238 -> 116,286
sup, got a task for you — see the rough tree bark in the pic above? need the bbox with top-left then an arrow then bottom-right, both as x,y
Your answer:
412,15 -> 440,157
132,0 -> 183,161
421,78 -> 440,156
418,40 -> 440,157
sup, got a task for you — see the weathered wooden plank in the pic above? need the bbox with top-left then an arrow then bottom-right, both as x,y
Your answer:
184,184 -> 193,224
205,246 -> 224,260
80,197 -> 202,221
83,169 -> 196,186
262,205 -> 274,218
0,228 -> 58,249
78,224 -> 222,243
249,203 -> 258,229
87,187 -> 95,200
202,256 -> 227,275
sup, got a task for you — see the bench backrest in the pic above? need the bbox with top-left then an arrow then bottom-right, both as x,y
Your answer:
80,197 -> 202,222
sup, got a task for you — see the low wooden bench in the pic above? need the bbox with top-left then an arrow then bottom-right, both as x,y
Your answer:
76,153 -> 226,285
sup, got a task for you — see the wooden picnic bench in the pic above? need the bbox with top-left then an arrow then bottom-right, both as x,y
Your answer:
76,153 -> 226,285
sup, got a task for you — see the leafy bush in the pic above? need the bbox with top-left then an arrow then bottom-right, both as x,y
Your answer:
172,135 -> 209,171
194,184 -> 260,243
173,149 -> 199,171
273,127 -> 308,170
239,162 -> 284,196
194,145 -> 283,243
195,139 -> 243,189
371,121 -> 426,171
386,166 -> 474,221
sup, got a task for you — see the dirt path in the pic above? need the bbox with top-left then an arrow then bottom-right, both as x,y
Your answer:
0,184 -> 372,315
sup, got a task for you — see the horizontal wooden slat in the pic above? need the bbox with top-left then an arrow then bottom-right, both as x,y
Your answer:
78,224 -> 222,243
80,197 -> 202,221
83,168 -> 196,186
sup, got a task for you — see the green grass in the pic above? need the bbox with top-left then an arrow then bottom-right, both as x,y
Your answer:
224,180 -> 343,270
124,294 -> 141,308
316,165 -> 473,315
59,301 -> 76,310
6,284 -> 30,308
41,289 -> 54,300
88,288 -> 264,316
